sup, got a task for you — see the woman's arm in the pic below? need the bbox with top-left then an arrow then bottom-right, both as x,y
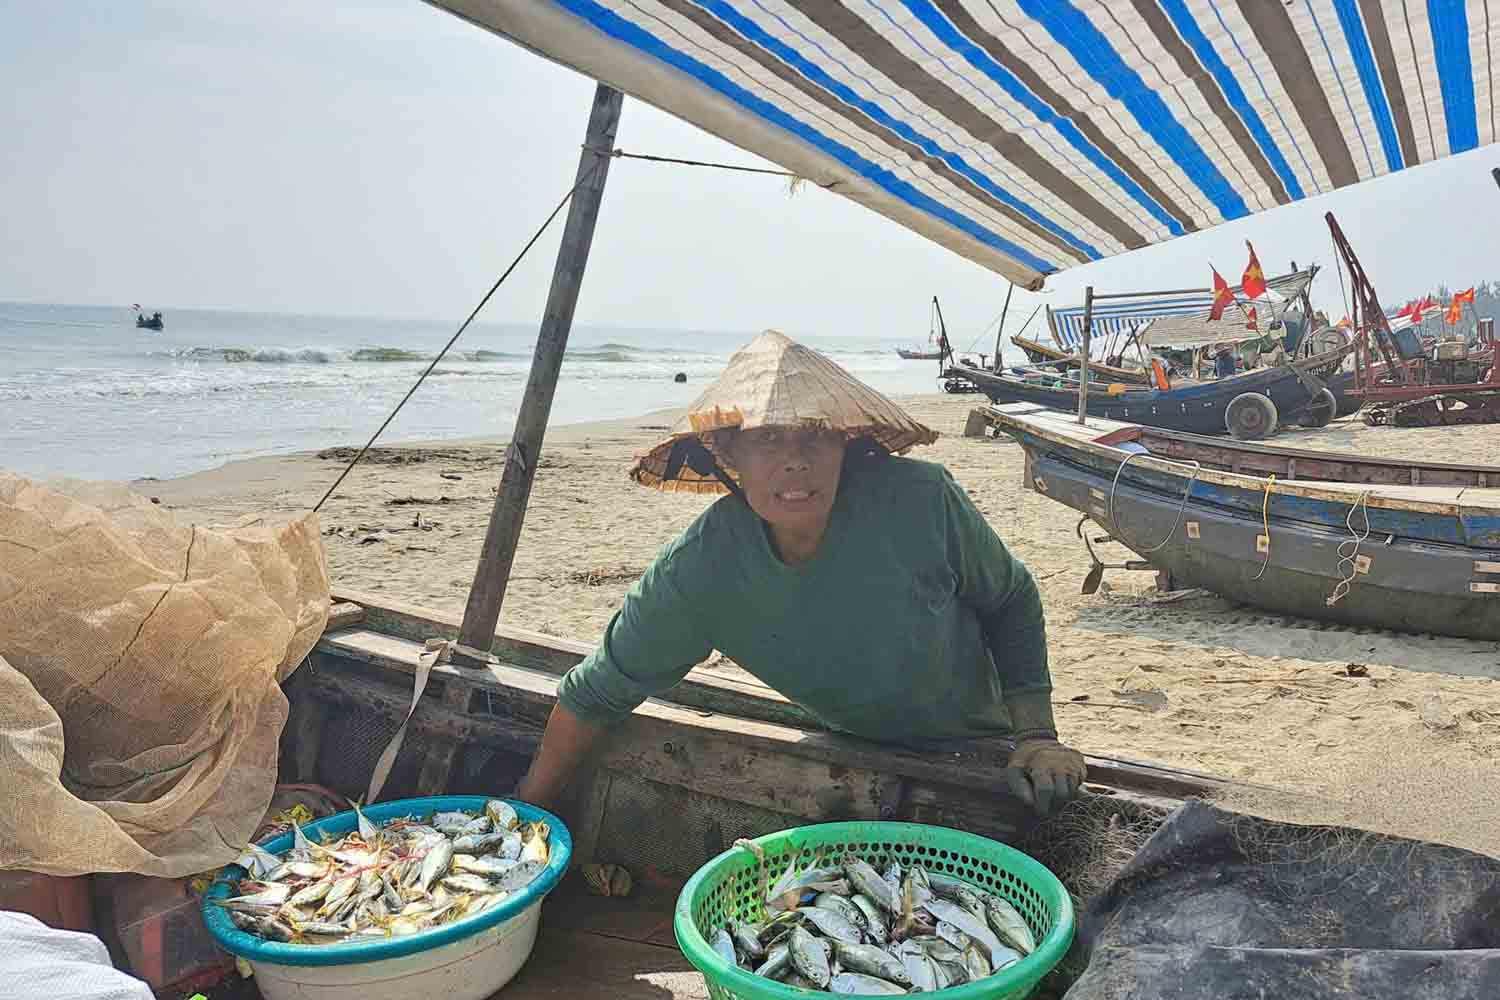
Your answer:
516,703 -> 603,812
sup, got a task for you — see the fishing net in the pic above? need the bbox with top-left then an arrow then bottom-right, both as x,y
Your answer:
0,472 -> 328,877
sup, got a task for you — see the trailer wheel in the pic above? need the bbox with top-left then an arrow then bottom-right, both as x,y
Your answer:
1295,387 -> 1338,428
1226,392 -> 1279,439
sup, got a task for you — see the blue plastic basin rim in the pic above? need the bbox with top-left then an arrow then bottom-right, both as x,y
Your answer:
201,795 -> 571,968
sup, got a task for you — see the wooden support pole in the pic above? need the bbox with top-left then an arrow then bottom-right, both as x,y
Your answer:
1077,285 -> 1093,425
992,282 -> 1014,372
457,83 -> 624,658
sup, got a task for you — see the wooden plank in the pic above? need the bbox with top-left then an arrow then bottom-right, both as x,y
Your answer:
500,926 -> 706,1000
326,601 -> 366,631
309,627 -> 1251,804
459,84 -> 625,652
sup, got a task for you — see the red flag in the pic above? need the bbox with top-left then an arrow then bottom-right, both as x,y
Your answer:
1396,301 -> 1414,318
1241,241 -> 1267,299
1209,267 -> 1234,321
1455,287 -> 1476,304
1410,299 -> 1427,323
1337,316 -> 1352,328
1446,299 -> 1463,325
1246,307 -> 1259,332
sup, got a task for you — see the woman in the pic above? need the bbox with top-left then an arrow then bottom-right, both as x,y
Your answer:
519,332 -> 1085,815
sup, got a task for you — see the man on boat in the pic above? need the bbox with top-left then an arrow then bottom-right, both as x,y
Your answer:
518,331 -> 1086,815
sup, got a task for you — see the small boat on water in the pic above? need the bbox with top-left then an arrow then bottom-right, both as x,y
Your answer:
896,347 -> 944,360
952,343 -> 1351,439
984,402 -> 1500,641
135,310 -> 164,331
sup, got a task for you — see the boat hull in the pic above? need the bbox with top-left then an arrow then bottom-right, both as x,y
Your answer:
1026,450 -> 1500,640
956,349 -> 1350,436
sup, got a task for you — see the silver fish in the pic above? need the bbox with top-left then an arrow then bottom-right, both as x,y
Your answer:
418,838 -> 454,893
831,941 -> 911,986
235,842 -> 283,880
460,815 -> 493,836
492,860 -> 545,892
949,885 -> 987,925
935,920 -> 971,952
731,921 -> 766,960
923,898 -> 1013,970
710,927 -> 739,967
381,871 -> 404,912
430,811 -> 472,832
782,972 -> 822,990
442,873 -> 506,895
903,865 -> 934,910
484,800 -> 520,832
352,800 -> 381,844
296,919 -> 354,939
850,894 -> 888,945
844,858 -> 898,915
983,894 -> 1036,955
829,972 -> 907,995
795,906 -> 863,944
963,941 -> 992,980
753,942 -> 790,979
933,959 -> 968,987
452,854 -> 522,878
898,940 -> 938,993
497,832 -> 524,861
216,883 -> 291,909
452,832 -> 506,854
788,925 -> 831,989
813,892 -> 866,930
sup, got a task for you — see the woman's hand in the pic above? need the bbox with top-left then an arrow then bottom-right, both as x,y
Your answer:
1005,738 -> 1086,816
515,703 -> 603,812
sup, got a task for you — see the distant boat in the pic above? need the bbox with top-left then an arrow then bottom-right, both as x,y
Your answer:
136,311 -> 164,331
896,347 -> 944,360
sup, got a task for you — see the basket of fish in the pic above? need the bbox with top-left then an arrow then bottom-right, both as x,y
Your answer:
202,795 -> 571,1000
674,822 -> 1073,998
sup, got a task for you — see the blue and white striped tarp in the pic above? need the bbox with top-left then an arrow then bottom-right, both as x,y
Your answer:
433,1 -> 1498,287
1047,269 -> 1315,348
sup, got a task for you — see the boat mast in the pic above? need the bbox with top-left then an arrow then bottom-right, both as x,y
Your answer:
1077,286 -> 1093,424
456,83 -> 625,662
992,282 -> 1014,372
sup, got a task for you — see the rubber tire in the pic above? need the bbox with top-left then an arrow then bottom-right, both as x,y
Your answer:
1295,387 -> 1338,428
1225,392 -> 1280,440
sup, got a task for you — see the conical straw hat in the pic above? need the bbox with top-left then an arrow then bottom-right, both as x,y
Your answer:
629,330 -> 938,494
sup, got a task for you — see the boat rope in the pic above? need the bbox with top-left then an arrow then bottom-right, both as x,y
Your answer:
586,146 -> 837,189
1252,474 -> 1276,581
1107,453 -> 1202,554
1326,491 -> 1372,607
312,160 -> 603,513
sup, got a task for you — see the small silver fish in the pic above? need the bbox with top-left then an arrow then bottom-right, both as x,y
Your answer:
710,927 -> 739,967
442,874 -> 506,895
731,920 -> 766,960
829,972 -> 907,995
484,800 -> 520,832
351,800 -> 381,845
492,860 -> 545,892
419,838 -> 454,893
923,898 -> 1013,970
497,832 -> 524,861
813,892 -> 866,931
898,939 -> 938,993
843,858 -> 898,915
753,942 -> 790,979
520,822 -> 550,865
830,941 -> 911,986
795,906 -> 863,944
452,832 -> 506,854
459,815 -> 493,836
788,925 -> 831,988
983,893 -> 1037,955
452,854 -> 522,878
850,894 -> 889,945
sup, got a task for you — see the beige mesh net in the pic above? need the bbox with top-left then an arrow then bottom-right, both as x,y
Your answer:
0,473 -> 328,877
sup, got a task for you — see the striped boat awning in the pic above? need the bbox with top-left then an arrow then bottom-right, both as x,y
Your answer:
433,1 -> 1497,287
1046,269 -> 1316,348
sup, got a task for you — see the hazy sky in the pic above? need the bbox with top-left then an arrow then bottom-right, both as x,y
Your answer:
3,0 -> 1498,344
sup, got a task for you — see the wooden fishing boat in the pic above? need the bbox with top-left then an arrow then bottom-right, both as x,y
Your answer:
980,403 -> 1500,642
896,347 -> 944,360
1008,335 -> 1151,385
952,344 -> 1351,439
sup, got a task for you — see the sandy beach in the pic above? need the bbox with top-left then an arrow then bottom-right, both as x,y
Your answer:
144,396 -> 1500,855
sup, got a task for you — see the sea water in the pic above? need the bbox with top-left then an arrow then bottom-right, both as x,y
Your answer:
1,302 -> 949,481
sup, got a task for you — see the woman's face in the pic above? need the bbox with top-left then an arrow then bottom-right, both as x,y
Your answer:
721,426 -> 846,533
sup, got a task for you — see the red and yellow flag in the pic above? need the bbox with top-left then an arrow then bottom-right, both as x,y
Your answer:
1241,241 -> 1267,299
1209,267 -> 1234,321
1245,306 -> 1259,331
1455,286 -> 1476,304
1446,299 -> 1464,325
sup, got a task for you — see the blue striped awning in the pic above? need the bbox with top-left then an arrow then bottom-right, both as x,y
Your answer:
1047,269 -> 1315,348
432,2 -> 1498,289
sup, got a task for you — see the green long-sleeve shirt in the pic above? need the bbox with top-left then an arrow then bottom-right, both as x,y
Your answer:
557,456 -> 1049,746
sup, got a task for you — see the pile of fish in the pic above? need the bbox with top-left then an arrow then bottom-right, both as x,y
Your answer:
215,801 -> 550,945
709,853 -> 1038,995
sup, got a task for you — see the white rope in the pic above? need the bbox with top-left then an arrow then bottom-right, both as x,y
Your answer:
1107,453 -> 1203,554
1326,491 -> 1372,607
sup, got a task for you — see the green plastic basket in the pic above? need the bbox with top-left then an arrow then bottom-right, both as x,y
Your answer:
674,821 -> 1074,999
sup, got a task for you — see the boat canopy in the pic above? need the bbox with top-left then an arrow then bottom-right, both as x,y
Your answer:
1043,268 -> 1317,351
431,1 -> 1499,288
